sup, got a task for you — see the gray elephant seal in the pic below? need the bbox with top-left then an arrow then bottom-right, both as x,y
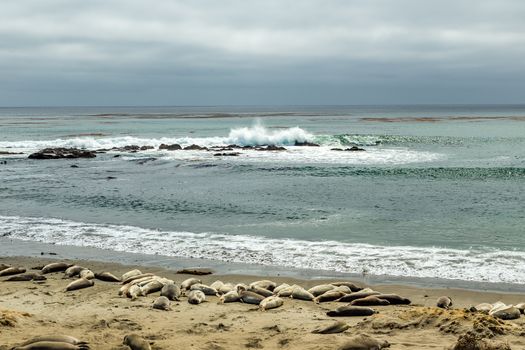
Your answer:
312,321 -> 350,334
19,335 -> 87,346
0,263 -> 11,271
64,265 -> 85,278
0,267 -> 26,277
160,283 -> 181,301
181,277 -> 201,290
327,305 -> 376,317
219,291 -> 240,303
338,334 -> 390,350
4,272 -> 46,282
337,291 -> 381,303
350,296 -> 390,306
290,286 -> 315,301
436,296 -> 453,309
65,278 -> 94,292
375,294 -> 411,305
42,262 -> 71,274
12,342 -> 90,350
94,272 -> 121,282
331,282 -> 362,292
248,285 -> 274,298
152,296 -> 171,311
121,269 -> 142,281
190,283 -> 219,296
259,296 -> 284,310
123,334 -> 151,350
237,286 -> 265,305
187,290 -> 206,304
314,290 -> 347,303
79,269 -> 95,280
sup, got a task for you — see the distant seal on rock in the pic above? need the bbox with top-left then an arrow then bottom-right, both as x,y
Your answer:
327,305 -> 376,317
187,290 -> 206,304
152,296 -> 171,311
436,296 -> 453,309
160,283 -> 181,301
259,296 -> 284,311
65,278 -> 94,292
123,334 -> 151,350
312,321 -> 350,334
12,342 -> 90,350
338,334 -> 390,350
42,262 -> 71,274
94,272 -> 121,282
0,267 -> 26,276
350,296 -> 390,306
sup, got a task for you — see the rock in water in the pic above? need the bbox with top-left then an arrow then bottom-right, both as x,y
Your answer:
28,148 -> 96,159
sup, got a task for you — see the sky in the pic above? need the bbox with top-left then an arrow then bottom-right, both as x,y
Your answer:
1,0 -> 524,106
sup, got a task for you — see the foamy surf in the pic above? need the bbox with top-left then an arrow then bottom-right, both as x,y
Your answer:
1,215 -> 524,284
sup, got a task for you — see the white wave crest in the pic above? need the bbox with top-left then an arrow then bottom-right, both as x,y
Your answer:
1,215 -> 524,284
225,124 -> 312,146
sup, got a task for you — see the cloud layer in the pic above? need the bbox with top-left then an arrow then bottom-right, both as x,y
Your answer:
1,0 -> 524,105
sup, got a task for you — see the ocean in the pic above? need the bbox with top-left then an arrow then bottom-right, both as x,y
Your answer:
1,105 -> 524,285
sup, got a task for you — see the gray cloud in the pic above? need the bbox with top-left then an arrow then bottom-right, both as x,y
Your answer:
1,0 -> 524,105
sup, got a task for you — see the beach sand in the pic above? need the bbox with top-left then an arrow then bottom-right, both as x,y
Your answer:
1,256 -> 524,349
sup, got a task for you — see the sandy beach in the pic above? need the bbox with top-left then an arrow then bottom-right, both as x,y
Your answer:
1,256 -> 524,350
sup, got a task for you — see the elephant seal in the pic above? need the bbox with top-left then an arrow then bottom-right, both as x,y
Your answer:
515,303 -> 525,314
331,282 -> 362,292
259,296 -> 284,311
4,272 -> 46,282
338,334 -> 390,350
219,291 -> 240,303
0,263 -> 11,271
140,280 -> 164,296
237,286 -> 265,305
350,296 -> 390,306
489,304 -> 521,320
273,283 -> 290,294
187,290 -> 206,304
474,303 -> 493,314
327,305 -> 376,317
314,290 -> 347,303
249,280 -> 277,291
94,272 -> 121,282
42,262 -> 71,274
152,296 -> 171,311
436,296 -> 453,309
181,277 -> 201,290
127,284 -> 142,300
65,278 -> 94,292
123,334 -> 151,350
190,283 -> 219,296
218,283 -> 235,294
210,280 -> 224,291
79,269 -> 95,280
375,294 -> 411,305
0,267 -> 26,277
121,273 -> 154,285
308,284 -> 336,297
121,269 -> 142,281
64,265 -> 85,278
312,321 -> 350,334
18,336 -> 87,346
291,286 -> 315,301
337,291 -> 380,303
160,283 -> 181,301
249,285 -> 274,298
12,342 -> 90,350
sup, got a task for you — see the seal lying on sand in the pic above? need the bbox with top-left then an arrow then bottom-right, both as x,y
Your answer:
64,266 -> 85,278
160,283 -> 181,301
220,291 -> 240,303
314,290 -> 347,303
312,321 -> 350,334
181,278 -> 201,290
123,334 -> 151,350
121,269 -> 142,281
259,296 -> 284,310
308,284 -> 336,297
338,334 -> 390,350
436,296 -> 453,309
187,290 -> 206,304
79,269 -> 95,280
18,336 -> 88,347
4,273 -> 46,282
12,341 -> 90,350
237,286 -> 265,305
327,305 -> 376,317
375,294 -> 411,305
42,262 -> 71,274
337,291 -> 380,303
0,267 -> 26,277
65,278 -> 94,292
152,296 -> 171,311
350,296 -> 390,306
94,272 -> 120,282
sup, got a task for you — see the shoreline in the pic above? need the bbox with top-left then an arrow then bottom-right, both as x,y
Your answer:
1,237 -> 525,294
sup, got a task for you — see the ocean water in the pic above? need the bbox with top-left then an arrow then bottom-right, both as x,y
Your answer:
1,105 -> 524,284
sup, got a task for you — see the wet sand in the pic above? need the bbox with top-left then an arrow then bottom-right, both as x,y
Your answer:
1,256 -> 525,349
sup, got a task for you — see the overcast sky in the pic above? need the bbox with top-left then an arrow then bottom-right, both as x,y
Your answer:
1,0 -> 524,106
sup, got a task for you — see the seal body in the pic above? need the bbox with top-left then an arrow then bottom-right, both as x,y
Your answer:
375,294 -> 411,305
42,262 -> 71,274
140,280 -> 164,296
79,269 -> 95,280
312,321 -> 350,334
4,273 -> 46,282
314,291 -> 347,303
188,290 -> 206,304
181,278 -> 201,290
65,278 -> 94,291
0,267 -> 26,276
249,280 -> 277,291
350,296 -> 390,306
94,272 -> 120,282
338,334 -> 389,350
219,291 -> 240,303
12,341 -> 89,350
327,305 -> 375,317
123,334 -> 151,350
436,296 -> 453,309
19,336 -> 87,346
121,269 -> 142,281
249,286 -> 274,298
190,283 -> 218,296
152,296 -> 171,311
64,266 -> 85,278
160,283 -> 181,301
291,286 -> 314,301
331,282 -> 362,292
308,284 -> 336,297
337,292 -> 380,303
259,296 -> 284,310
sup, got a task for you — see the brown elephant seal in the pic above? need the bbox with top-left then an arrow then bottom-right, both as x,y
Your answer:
210,280 -> 224,291
94,272 -> 120,282
259,296 -> 284,311
312,321 -> 350,334
152,296 -> 171,311
436,296 -> 453,309
249,280 -> 277,291
190,283 -> 219,296
0,267 -> 26,277
314,290 -> 347,303
308,284 -> 336,297
65,278 -> 94,292
160,283 -> 181,301
237,286 -> 265,305
181,277 -> 201,290
123,334 -> 151,350
18,336 -> 87,347
273,283 -> 290,294
0,263 -> 11,271
121,269 -> 142,281
64,265 -> 85,278
350,296 -> 390,306
79,269 -> 95,280
249,285 -> 274,298
375,294 -> 411,305
219,291 -> 240,303
327,305 -> 376,317
4,272 -> 46,282
127,284 -> 142,300
291,286 -> 315,301
42,262 -> 72,274
187,290 -> 206,304
331,282 -> 362,292
140,280 -> 164,296
338,334 -> 390,350
337,291 -> 381,303
218,283 -> 235,294
121,273 -> 155,285
12,342 -> 89,350
489,304 -> 521,320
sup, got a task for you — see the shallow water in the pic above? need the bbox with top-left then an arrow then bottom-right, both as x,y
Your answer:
1,105 -> 524,283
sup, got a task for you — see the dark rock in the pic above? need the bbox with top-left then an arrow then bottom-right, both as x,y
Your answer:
183,144 -> 208,151
107,176 -> 117,180
70,164 -> 79,168
257,145 -> 286,151
214,152 -> 240,157
113,154 -> 121,158
345,146 -> 365,152
331,148 -> 344,151
140,145 -> 154,150
112,145 -> 140,152
0,151 -> 23,155
295,141 -> 320,147
159,143 -> 182,151
28,148 -> 96,159
176,268 -> 213,275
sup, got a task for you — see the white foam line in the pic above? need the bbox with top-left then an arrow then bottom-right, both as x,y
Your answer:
1,215 -> 524,284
